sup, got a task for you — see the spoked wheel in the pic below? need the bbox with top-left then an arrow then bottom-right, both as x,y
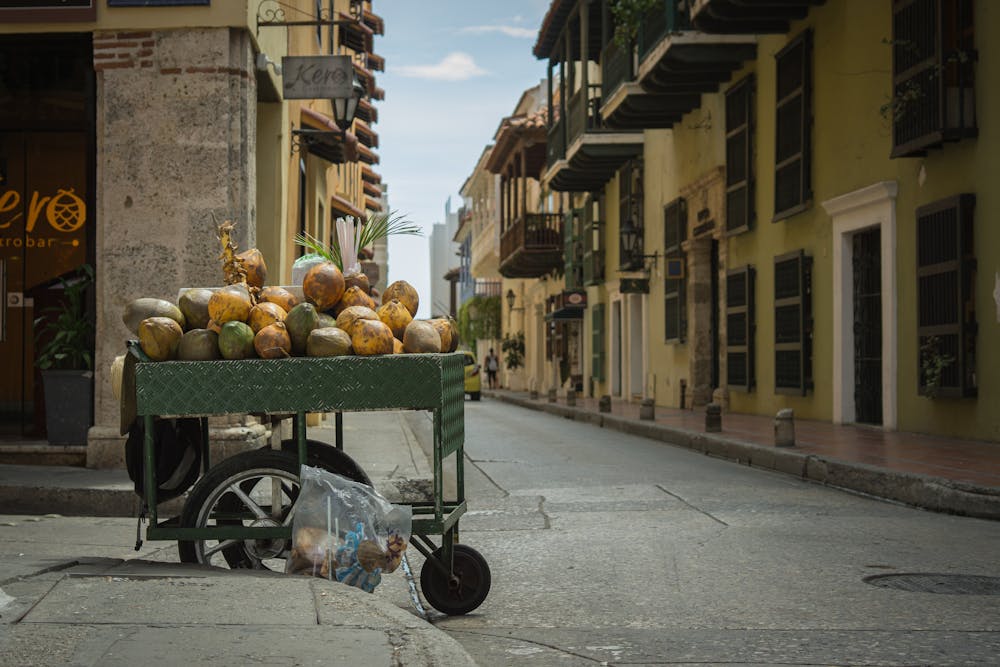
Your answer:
420,544 -> 491,615
178,450 -> 301,570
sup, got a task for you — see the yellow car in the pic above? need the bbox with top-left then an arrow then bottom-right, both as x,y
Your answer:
463,351 -> 482,401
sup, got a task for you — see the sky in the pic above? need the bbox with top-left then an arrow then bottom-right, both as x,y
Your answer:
374,0 -> 551,318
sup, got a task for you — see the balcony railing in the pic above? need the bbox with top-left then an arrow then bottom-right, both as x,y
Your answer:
500,213 -> 563,262
474,280 -> 502,298
638,0 -> 691,62
547,116 -> 566,166
601,38 -> 633,101
567,84 -> 604,144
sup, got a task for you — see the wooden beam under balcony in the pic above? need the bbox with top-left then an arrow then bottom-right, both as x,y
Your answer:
690,0 -> 825,34
545,131 -> 643,192
499,213 -> 564,278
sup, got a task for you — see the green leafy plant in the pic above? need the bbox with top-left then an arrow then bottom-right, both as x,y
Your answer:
34,264 -> 95,371
610,0 -> 660,47
458,296 -> 501,349
920,335 -> 955,398
501,331 -> 525,370
295,210 -> 422,271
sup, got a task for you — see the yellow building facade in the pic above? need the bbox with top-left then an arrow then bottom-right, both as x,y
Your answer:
522,0 -> 998,442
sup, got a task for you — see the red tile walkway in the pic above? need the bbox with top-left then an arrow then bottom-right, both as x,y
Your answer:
490,391 -> 1000,491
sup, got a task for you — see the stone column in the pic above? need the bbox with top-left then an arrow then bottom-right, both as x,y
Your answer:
88,28 -> 260,467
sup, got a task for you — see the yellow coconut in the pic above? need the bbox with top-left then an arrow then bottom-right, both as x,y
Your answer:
334,285 -> 376,315
254,321 -> 292,359
303,261 -> 345,311
248,301 -> 287,334
382,280 -> 419,317
137,316 -> 184,361
376,298 -> 413,340
351,318 -> 394,356
207,284 -> 252,325
335,305 -> 379,337
259,286 -> 299,312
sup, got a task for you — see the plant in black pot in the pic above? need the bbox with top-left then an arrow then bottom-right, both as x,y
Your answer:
34,264 -> 95,445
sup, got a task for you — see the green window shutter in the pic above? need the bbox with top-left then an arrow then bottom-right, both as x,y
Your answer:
564,209 -> 583,290
916,193 -> 977,398
592,303 -> 605,383
773,30 -> 812,220
726,265 -> 755,391
664,197 -> 687,343
583,197 -> 604,286
774,250 -> 812,395
725,75 -> 754,235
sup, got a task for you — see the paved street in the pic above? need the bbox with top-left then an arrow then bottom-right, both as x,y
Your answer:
404,400 -> 1000,666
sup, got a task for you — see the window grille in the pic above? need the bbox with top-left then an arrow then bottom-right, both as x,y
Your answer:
663,198 -> 687,343
726,76 -> 754,234
773,31 -> 812,220
727,266 -> 756,391
891,0 -> 977,158
774,250 -> 812,394
916,194 -> 976,397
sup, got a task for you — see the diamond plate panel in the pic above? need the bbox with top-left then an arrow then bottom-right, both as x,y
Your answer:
133,353 -> 463,416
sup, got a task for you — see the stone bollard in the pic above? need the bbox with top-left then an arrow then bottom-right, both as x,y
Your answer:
548,388 -> 557,403
530,389 -> 539,400
705,403 -> 722,432
639,398 -> 655,420
598,395 -> 612,413
566,389 -> 576,407
774,408 -> 795,447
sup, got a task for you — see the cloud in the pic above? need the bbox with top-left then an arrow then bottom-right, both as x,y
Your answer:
459,25 -> 536,38
394,52 -> 488,81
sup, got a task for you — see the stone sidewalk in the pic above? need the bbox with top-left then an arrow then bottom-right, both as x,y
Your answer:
0,411 -> 476,666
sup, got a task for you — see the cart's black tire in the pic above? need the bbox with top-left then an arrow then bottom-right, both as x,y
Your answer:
178,449 -> 301,569
278,439 -> 372,487
420,544 -> 491,615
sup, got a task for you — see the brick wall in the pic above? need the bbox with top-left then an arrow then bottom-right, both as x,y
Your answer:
93,31 -> 155,71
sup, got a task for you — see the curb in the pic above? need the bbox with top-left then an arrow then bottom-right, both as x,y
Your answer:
487,391 -> 1000,521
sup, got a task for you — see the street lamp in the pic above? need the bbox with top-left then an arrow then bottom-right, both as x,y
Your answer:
620,218 -> 658,271
505,289 -> 523,313
331,74 -> 365,131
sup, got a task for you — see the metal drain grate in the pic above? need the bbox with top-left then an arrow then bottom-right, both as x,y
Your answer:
864,573 -> 1000,595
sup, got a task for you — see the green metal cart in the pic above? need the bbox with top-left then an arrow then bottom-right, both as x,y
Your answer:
120,341 -> 491,615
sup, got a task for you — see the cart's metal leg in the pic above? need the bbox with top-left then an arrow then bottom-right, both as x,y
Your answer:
432,409 -> 443,523
335,411 -> 344,450
200,417 -> 211,472
294,412 -> 307,464
142,415 -> 158,524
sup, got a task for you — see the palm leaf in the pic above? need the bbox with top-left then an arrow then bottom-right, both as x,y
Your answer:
294,210 -> 422,271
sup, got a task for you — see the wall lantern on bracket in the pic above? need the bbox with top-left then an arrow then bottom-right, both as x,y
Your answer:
619,219 -> 659,272
505,289 -> 524,314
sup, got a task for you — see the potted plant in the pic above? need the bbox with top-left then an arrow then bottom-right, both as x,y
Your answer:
501,331 -> 525,390
34,264 -> 95,445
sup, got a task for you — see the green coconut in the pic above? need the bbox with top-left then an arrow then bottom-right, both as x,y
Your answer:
177,329 -> 221,361
284,302 -> 320,355
306,327 -> 353,357
124,298 -> 185,334
218,321 -> 256,360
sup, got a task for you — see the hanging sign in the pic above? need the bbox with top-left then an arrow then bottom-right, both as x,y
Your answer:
282,55 -> 353,100
620,278 -> 648,294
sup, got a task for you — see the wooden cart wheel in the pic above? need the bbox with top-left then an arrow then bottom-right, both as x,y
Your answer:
420,544 -> 491,615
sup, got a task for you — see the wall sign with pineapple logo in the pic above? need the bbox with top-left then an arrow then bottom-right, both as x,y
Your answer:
0,187 -> 87,248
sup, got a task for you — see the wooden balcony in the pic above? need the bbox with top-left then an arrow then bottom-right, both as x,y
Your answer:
545,85 -> 643,192
499,213 -> 564,278
690,0 -> 825,34
601,1 -> 756,130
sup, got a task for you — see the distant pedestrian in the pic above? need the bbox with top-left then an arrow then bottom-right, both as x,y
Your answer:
485,348 -> 499,389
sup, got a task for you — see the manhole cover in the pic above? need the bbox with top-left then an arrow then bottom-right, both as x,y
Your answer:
864,573 -> 1000,595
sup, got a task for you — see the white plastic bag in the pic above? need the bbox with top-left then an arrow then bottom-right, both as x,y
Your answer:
286,465 -> 411,593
